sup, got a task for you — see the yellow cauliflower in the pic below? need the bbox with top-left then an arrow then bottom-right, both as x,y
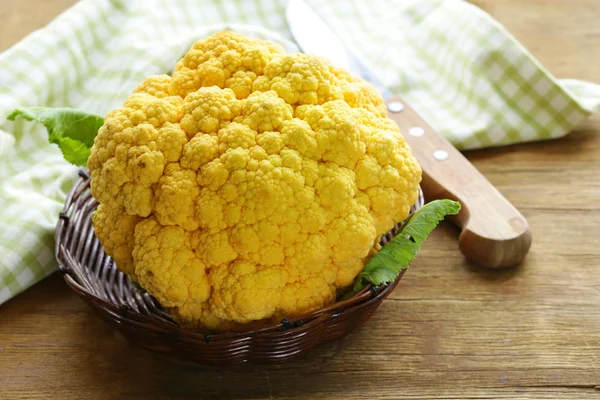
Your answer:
89,31 -> 421,331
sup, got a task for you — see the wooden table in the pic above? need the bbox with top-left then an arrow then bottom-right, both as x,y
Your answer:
1,1 -> 599,399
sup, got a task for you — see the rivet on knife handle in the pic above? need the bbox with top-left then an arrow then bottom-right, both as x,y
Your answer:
386,96 -> 532,268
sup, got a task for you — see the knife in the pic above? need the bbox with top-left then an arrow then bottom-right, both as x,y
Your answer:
285,0 -> 531,268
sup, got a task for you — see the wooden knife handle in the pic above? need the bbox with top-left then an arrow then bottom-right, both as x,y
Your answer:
385,96 -> 531,268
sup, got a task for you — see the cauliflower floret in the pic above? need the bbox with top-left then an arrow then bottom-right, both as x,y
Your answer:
92,204 -> 141,277
133,218 -> 211,309
133,75 -> 172,99
89,30 -> 421,331
170,32 -> 284,98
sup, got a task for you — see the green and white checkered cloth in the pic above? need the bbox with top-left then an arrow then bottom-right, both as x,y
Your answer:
1,0 -> 599,305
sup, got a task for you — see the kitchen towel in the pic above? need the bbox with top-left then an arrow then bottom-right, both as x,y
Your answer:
1,0 -> 599,304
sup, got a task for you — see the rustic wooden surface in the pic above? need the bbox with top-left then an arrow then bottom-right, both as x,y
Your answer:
1,0 -> 599,399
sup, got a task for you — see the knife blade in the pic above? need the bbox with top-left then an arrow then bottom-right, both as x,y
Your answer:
286,0 -> 531,268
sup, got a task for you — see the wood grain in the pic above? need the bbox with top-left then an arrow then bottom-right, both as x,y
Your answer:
1,0 -> 599,399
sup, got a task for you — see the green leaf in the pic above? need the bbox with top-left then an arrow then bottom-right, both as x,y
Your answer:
7,107 -> 104,166
128,276 -> 147,294
348,199 -> 461,297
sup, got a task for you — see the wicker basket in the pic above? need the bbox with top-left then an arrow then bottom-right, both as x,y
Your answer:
55,170 -> 424,366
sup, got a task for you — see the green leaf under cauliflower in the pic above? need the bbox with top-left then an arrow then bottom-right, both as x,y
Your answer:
350,199 -> 461,296
7,107 -> 104,166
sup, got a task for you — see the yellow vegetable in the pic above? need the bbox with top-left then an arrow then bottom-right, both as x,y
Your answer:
88,31 -> 422,331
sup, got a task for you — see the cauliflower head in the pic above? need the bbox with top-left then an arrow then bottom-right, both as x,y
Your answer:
89,31 -> 421,331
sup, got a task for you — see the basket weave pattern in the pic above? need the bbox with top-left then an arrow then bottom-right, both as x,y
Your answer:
55,171 -> 424,366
